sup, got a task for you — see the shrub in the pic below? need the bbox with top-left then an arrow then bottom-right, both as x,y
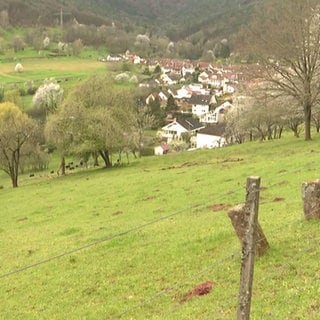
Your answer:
140,147 -> 155,156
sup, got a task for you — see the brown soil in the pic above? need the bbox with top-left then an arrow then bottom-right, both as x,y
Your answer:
273,197 -> 285,202
181,281 -> 214,303
208,203 -> 230,212
112,210 -> 123,216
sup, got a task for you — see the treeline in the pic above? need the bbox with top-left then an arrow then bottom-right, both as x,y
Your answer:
0,0 -> 256,60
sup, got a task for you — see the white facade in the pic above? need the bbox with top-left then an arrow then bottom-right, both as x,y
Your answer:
192,104 -> 210,117
196,133 -> 226,149
160,122 -> 188,142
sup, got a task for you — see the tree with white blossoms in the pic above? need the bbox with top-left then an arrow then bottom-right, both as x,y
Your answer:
43,36 -> 50,49
134,34 -> 151,56
32,78 -> 64,118
14,63 -> 24,73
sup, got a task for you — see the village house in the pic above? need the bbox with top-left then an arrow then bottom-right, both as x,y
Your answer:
199,101 -> 233,124
106,54 -> 123,62
159,73 -> 177,86
196,123 -> 226,149
159,117 -> 205,142
189,94 -> 217,118
146,91 -> 168,106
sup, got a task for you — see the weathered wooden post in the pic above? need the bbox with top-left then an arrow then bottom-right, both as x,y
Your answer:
228,176 -> 267,320
301,180 -> 320,219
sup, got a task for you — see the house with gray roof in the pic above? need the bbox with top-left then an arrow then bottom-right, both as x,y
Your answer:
196,123 -> 226,149
159,117 -> 205,142
189,94 -> 217,117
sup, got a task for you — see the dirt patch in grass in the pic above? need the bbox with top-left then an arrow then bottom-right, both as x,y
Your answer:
144,196 -> 156,201
222,158 -> 243,163
112,210 -> 123,216
273,197 -> 285,202
17,217 -> 28,222
208,203 -> 231,212
181,281 -> 215,303
161,162 -> 200,170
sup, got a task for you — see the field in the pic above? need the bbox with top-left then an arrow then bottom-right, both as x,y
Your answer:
0,56 -> 107,88
0,51 -> 144,111
1,58 -> 105,80
1,133 -> 320,319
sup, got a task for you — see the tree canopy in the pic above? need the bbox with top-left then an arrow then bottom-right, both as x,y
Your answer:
0,102 -> 38,187
242,0 -> 320,140
32,78 -> 64,119
45,75 -> 138,168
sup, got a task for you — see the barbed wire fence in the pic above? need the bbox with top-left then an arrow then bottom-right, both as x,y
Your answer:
1,166 -> 319,319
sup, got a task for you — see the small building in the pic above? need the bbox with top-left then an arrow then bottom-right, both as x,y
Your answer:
154,143 -> 170,155
196,123 -> 226,149
200,101 -> 233,124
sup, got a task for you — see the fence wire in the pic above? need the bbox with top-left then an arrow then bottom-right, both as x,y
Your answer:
1,162 -> 319,319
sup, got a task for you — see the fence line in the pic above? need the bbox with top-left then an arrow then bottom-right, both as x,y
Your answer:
108,175 -> 318,319
0,176 -> 251,280
0,203 -> 210,279
111,216 -> 314,319
1,168 -> 318,318
111,220 -> 319,319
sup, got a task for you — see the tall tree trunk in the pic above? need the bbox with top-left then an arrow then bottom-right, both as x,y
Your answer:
93,152 -> 99,166
57,156 -> 65,175
11,172 -> 18,188
99,149 -> 112,168
304,104 -> 312,141
12,150 -> 19,188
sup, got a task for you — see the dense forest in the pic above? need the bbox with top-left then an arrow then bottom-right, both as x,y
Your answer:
0,0 -> 257,59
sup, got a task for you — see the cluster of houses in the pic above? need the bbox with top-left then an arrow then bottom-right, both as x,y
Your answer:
144,62 -> 239,154
104,51 -> 248,155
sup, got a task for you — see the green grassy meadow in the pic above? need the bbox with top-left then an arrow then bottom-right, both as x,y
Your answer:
1,133 -> 320,319
0,53 -> 143,109
0,57 -> 106,85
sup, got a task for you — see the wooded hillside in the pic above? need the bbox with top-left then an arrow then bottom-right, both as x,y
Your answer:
0,0 -> 257,53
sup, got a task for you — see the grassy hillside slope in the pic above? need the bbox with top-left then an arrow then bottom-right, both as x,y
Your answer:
1,134 -> 320,319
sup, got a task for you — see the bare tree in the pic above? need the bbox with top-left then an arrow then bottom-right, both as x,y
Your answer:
242,0 -> 320,140
133,96 -> 155,157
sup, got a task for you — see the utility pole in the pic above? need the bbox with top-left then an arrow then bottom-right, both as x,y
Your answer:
53,8 -> 71,30
60,7 -> 63,28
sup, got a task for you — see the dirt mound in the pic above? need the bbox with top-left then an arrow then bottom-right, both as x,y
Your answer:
181,281 -> 214,303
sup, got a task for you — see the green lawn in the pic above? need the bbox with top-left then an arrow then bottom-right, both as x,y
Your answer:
0,56 -> 106,85
1,133 -> 320,319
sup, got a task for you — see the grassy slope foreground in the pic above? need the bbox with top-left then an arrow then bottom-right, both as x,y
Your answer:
1,134 -> 320,319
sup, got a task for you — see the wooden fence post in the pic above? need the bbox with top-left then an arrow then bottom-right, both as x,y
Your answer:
236,176 -> 260,320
